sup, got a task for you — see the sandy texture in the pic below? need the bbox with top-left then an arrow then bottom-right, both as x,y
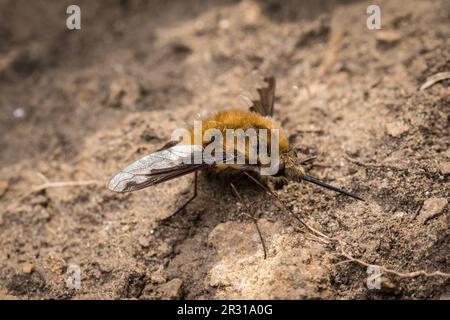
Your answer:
0,0 -> 449,299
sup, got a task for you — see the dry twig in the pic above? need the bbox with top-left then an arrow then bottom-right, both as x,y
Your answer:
344,155 -> 408,172
337,249 -> 450,278
419,71 -> 450,91
21,179 -> 102,200
246,170 -> 450,280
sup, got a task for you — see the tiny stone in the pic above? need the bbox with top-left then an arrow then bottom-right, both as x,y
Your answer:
418,198 -> 448,224
218,19 -> 230,30
158,278 -> 183,300
30,194 -> 48,206
438,162 -> 450,175
394,211 -> 406,219
376,30 -> 402,44
149,265 -> 167,284
380,277 -> 399,294
39,209 -> 51,221
386,121 -> 409,137
13,108 -> 25,118
22,262 -> 35,274
138,235 -> 150,248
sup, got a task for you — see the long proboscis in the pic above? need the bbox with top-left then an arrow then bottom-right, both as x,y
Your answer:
302,175 -> 365,201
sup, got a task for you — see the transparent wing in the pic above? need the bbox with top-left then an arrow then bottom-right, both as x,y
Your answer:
108,145 -> 207,193
239,70 -> 265,108
239,70 -> 276,117
108,144 -> 239,193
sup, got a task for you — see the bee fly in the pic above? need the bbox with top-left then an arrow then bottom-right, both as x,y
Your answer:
108,75 -> 364,258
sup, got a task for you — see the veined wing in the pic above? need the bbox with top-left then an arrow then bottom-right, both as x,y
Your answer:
240,70 -> 276,117
108,144 -> 239,193
108,144 -> 207,193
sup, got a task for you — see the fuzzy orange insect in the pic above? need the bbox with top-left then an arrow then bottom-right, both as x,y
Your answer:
108,76 -> 364,258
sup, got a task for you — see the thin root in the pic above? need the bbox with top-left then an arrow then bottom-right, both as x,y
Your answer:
336,249 -> 450,279
243,173 -> 450,280
344,155 -> 408,172
419,71 -> 450,91
22,179 -> 101,199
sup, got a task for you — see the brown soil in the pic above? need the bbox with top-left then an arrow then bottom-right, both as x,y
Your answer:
0,0 -> 449,300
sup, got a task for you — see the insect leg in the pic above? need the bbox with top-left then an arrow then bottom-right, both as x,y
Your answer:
172,171 -> 198,215
298,156 -> 317,165
302,175 -> 365,201
243,172 -> 330,240
244,172 -> 282,201
230,178 -> 268,259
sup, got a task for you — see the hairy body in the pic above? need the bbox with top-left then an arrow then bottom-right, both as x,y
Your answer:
186,109 -> 291,178
108,76 -> 363,198
107,75 -> 364,259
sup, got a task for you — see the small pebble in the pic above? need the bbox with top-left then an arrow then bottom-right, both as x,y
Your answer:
218,19 -> 230,30
138,235 -> 150,248
158,278 -> 183,300
418,197 -> 448,224
13,108 -> 25,118
376,30 -> 402,46
438,162 -> 450,175
386,121 -> 409,137
381,277 -> 400,294
22,262 -> 35,274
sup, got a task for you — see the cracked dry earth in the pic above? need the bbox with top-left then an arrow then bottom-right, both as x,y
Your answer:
0,0 -> 449,299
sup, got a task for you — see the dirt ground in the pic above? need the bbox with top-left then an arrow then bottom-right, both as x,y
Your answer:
0,0 -> 449,300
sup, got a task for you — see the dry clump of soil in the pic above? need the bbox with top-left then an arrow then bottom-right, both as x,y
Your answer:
0,0 -> 449,299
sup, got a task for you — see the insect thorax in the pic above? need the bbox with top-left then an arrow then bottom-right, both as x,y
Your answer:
188,109 -> 289,155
